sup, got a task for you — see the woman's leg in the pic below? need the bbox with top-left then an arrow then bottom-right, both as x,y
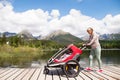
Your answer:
95,47 -> 102,69
89,49 -> 94,68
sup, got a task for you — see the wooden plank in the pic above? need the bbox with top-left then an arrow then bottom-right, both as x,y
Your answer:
0,66 -> 119,80
101,69 -> 120,79
45,68 -> 53,80
68,77 -> 75,80
79,71 -> 91,80
94,67 -> 116,80
52,69 -> 60,80
102,66 -> 120,75
108,66 -> 120,73
6,68 -> 24,80
14,68 -> 30,80
95,70 -> 116,80
22,68 -> 36,80
89,71 -> 107,80
82,71 -> 99,80
37,68 -> 46,80
0,68 -> 18,80
0,68 -> 10,74
0,68 -> 15,78
57,69 -> 68,80
30,68 -> 41,80
74,74 -> 84,80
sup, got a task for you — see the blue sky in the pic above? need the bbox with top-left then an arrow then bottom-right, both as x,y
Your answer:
12,0 -> 120,19
0,0 -> 120,36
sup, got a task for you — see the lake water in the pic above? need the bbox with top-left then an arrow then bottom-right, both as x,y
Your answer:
79,49 -> 120,67
39,49 -> 120,67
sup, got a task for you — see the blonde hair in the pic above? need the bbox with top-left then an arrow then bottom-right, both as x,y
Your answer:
87,27 -> 93,32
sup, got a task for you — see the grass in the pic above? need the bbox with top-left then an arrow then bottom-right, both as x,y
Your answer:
0,45 -> 48,67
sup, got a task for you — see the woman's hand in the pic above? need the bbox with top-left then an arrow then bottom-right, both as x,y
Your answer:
82,44 -> 86,46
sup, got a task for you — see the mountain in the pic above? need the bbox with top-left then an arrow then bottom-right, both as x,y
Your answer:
43,30 -> 83,45
0,32 -> 2,37
100,33 -> 120,40
17,30 -> 35,40
81,32 -> 120,41
4,32 -> 16,37
0,32 -> 16,37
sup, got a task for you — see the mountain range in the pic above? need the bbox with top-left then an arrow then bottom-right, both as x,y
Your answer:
42,30 -> 83,44
0,32 -> 16,37
99,33 -> 120,40
0,30 -> 120,44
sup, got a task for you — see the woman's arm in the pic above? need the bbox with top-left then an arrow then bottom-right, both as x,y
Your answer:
87,34 -> 97,46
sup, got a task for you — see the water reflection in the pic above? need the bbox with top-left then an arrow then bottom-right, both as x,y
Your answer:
41,49 -> 120,66
79,49 -> 120,67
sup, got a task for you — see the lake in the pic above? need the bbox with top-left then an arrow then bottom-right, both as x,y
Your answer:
76,49 -> 119,68
3,49 -> 120,68
39,49 -> 120,67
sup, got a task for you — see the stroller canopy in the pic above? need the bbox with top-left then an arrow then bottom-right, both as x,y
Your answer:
54,44 -> 82,63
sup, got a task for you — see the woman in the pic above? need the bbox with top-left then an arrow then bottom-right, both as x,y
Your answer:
83,27 -> 102,72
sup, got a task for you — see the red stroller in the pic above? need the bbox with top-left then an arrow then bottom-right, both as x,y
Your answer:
44,44 -> 86,77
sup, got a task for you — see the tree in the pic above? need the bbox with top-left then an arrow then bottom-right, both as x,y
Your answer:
1,33 -> 6,45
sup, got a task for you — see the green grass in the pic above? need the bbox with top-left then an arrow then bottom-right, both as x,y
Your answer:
0,45 -> 47,67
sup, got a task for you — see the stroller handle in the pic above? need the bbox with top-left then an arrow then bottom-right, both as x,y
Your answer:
80,46 -> 86,50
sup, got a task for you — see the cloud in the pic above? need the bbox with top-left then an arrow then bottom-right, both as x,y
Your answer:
50,10 -> 60,18
102,14 -> 120,33
0,2 -> 120,37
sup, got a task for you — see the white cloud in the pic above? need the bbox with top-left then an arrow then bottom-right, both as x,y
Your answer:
50,10 -> 60,18
0,2 -> 120,37
102,14 -> 120,33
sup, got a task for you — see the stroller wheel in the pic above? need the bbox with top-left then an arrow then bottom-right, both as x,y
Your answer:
63,60 -> 80,77
43,66 -> 49,74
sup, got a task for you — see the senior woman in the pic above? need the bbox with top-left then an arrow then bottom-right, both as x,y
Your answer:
83,27 -> 102,72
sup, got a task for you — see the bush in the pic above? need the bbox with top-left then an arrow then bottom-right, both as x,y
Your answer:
0,45 -> 43,67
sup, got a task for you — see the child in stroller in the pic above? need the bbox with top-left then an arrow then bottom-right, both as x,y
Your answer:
54,48 -> 72,62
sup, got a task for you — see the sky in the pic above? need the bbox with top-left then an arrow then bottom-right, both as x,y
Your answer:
0,0 -> 120,37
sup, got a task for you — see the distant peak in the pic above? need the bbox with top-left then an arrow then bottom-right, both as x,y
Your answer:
51,30 -> 69,36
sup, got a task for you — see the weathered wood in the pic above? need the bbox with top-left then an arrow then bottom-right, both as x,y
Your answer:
0,66 -> 119,80
37,68 -> 46,80
82,71 -> 99,80
0,68 -> 18,80
0,68 -> 15,78
14,68 -> 30,80
6,68 -> 24,80
52,69 -> 60,80
57,69 -> 68,80
101,69 -> 120,79
89,71 -> 107,80
95,71 -> 116,80
74,73 -> 84,80
102,66 -> 120,75
45,68 -> 53,80
108,66 -> 120,73
94,67 -> 117,80
79,71 -> 91,80
30,68 -> 41,80
0,68 -> 10,74
22,68 -> 36,80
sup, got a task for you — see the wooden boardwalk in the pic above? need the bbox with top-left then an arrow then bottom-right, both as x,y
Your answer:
0,65 -> 120,80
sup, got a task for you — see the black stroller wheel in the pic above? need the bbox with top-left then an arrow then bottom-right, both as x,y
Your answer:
63,60 -> 80,77
43,66 -> 49,74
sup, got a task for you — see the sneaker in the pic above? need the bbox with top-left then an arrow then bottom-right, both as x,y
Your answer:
97,69 -> 103,72
85,67 -> 92,71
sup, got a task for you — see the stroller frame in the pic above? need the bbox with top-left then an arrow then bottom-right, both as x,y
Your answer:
44,44 -> 86,77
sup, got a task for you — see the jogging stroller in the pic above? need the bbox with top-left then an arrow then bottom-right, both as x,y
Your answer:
43,44 -> 86,77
